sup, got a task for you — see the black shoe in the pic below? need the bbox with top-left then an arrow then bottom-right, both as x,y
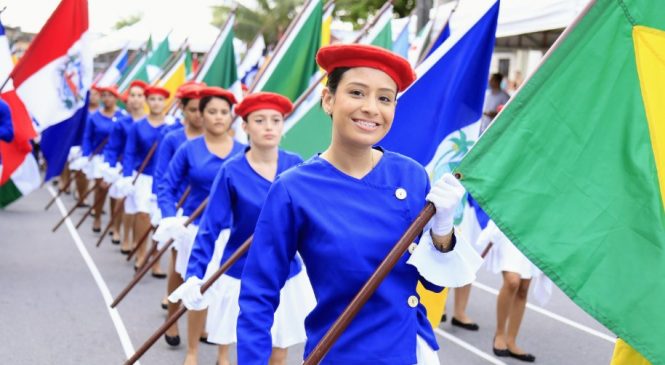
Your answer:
441,314 -> 446,322
76,203 -> 90,208
151,272 -> 167,279
493,337 -> 510,357
164,334 -> 180,347
92,227 -> 101,233
112,239 -> 121,245
161,301 -> 168,310
200,336 -> 215,345
451,317 -> 479,331
509,350 -> 536,362
120,249 -> 130,255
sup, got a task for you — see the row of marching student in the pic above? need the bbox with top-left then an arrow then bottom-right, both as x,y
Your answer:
60,43 -> 553,365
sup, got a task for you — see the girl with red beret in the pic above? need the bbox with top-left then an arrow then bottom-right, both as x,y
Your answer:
153,86 -> 245,354
169,91 -> 314,365
236,44 -> 482,364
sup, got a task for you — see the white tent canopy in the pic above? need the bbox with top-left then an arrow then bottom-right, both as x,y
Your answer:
93,4 -> 222,55
436,0 -> 588,40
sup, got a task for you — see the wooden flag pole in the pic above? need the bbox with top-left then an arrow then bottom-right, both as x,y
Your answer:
303,203 -> 436,364
127,185 -> 191,262
123,236 -> 253,365
45,136 -> 110,210
51,180 -> 102,232
110,197 -> 208,308
95,142 -> 158,247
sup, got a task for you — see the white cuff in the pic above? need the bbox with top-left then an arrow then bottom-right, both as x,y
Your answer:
153,216 -> 188,249
407,227 -> 483,288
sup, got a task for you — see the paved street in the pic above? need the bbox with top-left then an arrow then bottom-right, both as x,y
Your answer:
0,186 -> 615,364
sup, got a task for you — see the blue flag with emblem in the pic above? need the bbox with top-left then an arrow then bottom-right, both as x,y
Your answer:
380,0 -> 499,240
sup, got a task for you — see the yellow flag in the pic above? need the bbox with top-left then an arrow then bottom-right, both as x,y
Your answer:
610,339 -> 651,365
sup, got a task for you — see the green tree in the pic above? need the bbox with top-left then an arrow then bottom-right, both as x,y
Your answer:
113,14 -> 142,30
334,0 -> 416,29
211,0 -> 301,45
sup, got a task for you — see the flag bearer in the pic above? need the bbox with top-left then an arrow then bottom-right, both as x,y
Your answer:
234,44 -> 483,365
168,91 -> 313,365
113,85 -> 171,277
102,80 -> 147,250
155,86 -> 244,355
72,85 -> 125,232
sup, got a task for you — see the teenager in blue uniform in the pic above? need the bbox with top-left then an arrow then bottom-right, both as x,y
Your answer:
101,80 -> 147,250
235,44 -> 483,365
154,86 -> 244,355
114,85 -> 171,276
73,86 -> 125,232
169,91 -> 314,365
153,83 -> 207,216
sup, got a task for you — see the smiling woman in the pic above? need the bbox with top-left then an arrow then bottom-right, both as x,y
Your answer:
236,44 -> 483,365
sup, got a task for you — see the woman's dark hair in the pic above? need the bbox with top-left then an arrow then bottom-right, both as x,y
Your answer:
321,67 -> 350,113
199,95 -> 233,113
181,98 -> 192,108
325,67 -> 350,94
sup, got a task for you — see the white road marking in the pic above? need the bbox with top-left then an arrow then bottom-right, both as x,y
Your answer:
49,187 -> 140,364
472,281 -> 615,343
434,327 -> 507,365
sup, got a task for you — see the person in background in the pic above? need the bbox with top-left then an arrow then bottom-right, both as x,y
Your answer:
479,73 -> 510,134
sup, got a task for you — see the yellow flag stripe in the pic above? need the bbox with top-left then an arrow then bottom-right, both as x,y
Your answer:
611,339 -> 652,365
633,25 -> 665,211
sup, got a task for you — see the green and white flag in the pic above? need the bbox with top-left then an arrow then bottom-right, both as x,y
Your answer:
0,154 -> 40,208
250,0 -> 322,102
196,13 -> 238,89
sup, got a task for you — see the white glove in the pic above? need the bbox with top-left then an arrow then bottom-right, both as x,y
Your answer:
112,176 -> 135,198
426,173 -> 466,236
168,276 -> 208,310
101,162 -> 122,184
153,216 -> 190,250
69,156 -> 89,171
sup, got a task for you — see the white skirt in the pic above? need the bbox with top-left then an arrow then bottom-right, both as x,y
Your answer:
124,173 -> 153,214
206,269 -> 315,348
173,224 -> 198,278
415,335 -> 440,365
83,155 -> 105,180
478,221 -> 553,305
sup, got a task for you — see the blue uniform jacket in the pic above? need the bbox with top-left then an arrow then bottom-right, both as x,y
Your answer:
237,148 -> 443,365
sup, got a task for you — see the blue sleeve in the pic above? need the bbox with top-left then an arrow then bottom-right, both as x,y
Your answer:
185,166 -> 233,280
104,122 -> 121,166
153,135 -> 174,189
81,116 -> 94,156
0,100 -> 13,143
237,180 -> 298,364
122,125 -> 137,177
158,143 -> 188,218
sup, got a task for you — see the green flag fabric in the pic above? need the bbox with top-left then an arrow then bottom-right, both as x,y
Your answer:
134,35 -> 171,83
456,0 -> 665,363
196,14 -> 238,89
252,0 -> 322,101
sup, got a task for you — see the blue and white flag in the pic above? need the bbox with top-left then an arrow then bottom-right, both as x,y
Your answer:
381,0 -> 500,243
97,45 -> 129,87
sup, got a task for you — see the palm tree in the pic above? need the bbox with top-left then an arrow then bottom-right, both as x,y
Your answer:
211,0 -> 302,45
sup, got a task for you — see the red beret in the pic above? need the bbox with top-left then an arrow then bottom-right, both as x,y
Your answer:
176,82 -> 205,99
316,44 -> 416,92
97,85 -> 121,99
235,92 -> 293,119
129,80 -> 150,91
145,86 -> 171,98
199,86 -> 237,105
